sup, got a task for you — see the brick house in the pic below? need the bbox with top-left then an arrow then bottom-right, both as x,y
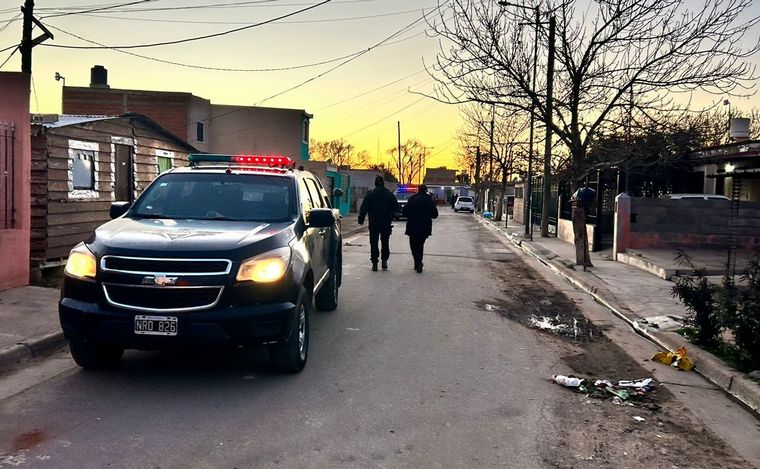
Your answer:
62,66 -> 312,160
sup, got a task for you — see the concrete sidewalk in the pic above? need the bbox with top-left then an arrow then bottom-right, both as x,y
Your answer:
0,286 -> 64,374
481,217 -> 760,415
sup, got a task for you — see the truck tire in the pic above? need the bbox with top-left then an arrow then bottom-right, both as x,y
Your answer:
270,289 -> 309,373
315,253 -> 340,311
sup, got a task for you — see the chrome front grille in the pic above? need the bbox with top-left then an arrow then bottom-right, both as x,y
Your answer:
101,256 -> 232,276
102,284 -> 224,313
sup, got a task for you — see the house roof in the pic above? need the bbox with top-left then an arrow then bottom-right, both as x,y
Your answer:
689,140 -> 760,162
33,113 -> 198,152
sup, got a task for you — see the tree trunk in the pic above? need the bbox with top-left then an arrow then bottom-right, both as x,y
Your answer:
494,164 -> 508,221
572,204 -> 593,268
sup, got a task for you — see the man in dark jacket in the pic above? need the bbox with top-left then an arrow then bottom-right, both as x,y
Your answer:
359,176 -> 400,271
402,184 -> 439,273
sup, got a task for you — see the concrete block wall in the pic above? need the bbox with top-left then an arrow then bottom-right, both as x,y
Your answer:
623,197 -> 760,251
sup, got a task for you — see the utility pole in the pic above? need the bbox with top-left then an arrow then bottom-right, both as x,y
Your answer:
397,121 -> 402,184
524,5 -> 539,240
20,0 -> 34,73
20,0 -> 53,74
540,15 -> 555,238
475,146 -> 482,210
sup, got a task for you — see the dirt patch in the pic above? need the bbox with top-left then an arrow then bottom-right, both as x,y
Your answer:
544,339 -> 751,468
11,429 -> 47,452
475,230 -> 752,468
476,251 -> 601,343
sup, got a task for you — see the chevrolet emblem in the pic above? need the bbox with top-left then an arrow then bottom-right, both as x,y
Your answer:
142,275 -> 179,287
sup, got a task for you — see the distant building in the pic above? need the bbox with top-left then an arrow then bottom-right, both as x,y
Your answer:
423,167 -> 457,185
63,65 -> 312,160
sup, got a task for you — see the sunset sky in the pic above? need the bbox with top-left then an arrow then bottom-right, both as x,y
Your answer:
1,0 -> 759,171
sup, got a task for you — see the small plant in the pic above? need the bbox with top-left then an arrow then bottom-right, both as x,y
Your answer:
671,250 -> 721,346
729,257 -> 760,369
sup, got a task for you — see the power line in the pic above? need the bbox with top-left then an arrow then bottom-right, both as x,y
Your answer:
45,23 -> 366,72
68,7 -> 432,25
44,19 -> 429,73
254,10 -> 432,106
0,45 -> 18,70
40,0 -> 160,19
42,0 -> 334,50
340,95 -> 429,139
38,0 -> 380,16
314,69 -> 426,111
0,43 -> 19,54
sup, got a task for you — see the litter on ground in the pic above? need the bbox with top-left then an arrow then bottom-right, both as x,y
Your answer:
651,346 -> 694,371
551,373 -> 658,405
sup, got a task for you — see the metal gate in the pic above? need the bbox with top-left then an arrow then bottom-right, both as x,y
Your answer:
530,176 -> 557,235
0,122 -> 16,229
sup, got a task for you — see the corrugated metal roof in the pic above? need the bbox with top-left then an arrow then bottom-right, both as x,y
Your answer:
38,114 -> 119,129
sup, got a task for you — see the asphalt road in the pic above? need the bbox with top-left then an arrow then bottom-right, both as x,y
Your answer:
0,210 -> 755,468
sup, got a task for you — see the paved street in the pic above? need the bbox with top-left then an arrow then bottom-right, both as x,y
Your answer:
0,211 -> 756,468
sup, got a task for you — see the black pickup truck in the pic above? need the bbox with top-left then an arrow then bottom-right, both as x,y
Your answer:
59,154 -> 342,373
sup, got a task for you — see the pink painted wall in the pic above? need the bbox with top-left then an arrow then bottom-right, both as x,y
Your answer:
0,72 -> 31,291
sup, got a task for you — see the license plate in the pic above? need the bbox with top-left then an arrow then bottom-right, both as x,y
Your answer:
134,315 -> 178,336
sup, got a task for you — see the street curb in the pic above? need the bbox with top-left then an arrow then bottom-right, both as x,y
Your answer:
0,330 -> 66,375
476,217 -> 760,416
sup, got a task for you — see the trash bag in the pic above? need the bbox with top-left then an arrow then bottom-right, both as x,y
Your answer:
651,346 -> 694,371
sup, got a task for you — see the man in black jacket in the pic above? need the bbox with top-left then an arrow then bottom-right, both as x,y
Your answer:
359,176 -> 400,271
402,184 -> 439,273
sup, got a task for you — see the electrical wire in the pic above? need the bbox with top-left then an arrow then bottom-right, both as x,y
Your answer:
253,10 -> 433,106
69,7 -> 432,25
45,23 -> 367,72
42,0 -> 334,50
0,43 -> 19,54
0,45 -> 18,70
40,0 -> 159,19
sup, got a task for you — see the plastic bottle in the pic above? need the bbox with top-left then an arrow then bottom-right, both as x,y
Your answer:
553,375 -> 584,387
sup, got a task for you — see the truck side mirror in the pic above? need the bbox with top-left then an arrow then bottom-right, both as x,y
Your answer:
110,201 -> 131,219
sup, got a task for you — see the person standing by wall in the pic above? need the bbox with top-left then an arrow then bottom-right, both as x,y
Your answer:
402,184 -> 439,273
358,176 -> 400,271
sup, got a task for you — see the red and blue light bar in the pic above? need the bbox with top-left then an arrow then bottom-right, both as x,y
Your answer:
396,185 -> 419,193
188,153 -> 295,168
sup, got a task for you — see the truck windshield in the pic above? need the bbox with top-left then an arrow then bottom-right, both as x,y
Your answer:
131,173 -> 296,222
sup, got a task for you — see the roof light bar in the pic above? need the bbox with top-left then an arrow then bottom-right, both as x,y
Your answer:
396,185 -> 419,193
188,153 -> 295,168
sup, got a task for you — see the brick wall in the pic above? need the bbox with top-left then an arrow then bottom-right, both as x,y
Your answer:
63,87 -> 191,140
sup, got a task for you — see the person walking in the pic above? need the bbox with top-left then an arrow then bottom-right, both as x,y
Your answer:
450,193 -> 458,210
402,184 -> 439,273
358,176 -> 400,271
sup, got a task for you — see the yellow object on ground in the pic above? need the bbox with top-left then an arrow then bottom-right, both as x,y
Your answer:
651,346 -> 695,371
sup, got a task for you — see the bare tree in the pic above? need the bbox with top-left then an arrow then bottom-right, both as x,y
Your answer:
492,112 -> 530,222
366,163 -> 399,182
429,0 -> 759,266
310,139 -> 358,167
388,138 -> 430,185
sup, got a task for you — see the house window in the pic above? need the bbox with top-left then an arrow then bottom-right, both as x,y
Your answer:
302,119 -> 309,144
157,156 -> 173,174
196,122 -> 205,142
72,151 -> 95,190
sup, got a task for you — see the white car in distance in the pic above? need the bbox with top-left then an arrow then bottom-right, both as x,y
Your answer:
454,196 -> 475,213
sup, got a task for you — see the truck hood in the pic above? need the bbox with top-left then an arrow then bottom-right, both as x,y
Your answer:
93,217 -> 292,252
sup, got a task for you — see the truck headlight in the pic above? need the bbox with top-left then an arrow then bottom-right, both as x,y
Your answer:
64,244 -> 97,279
236,247 -> 291,283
